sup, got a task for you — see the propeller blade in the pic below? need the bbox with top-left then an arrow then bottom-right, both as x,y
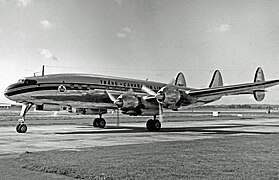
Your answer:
141,85 -> 156,96
158,103 -> 163,122
168,78 -> 175,86
105,90 -> 117,102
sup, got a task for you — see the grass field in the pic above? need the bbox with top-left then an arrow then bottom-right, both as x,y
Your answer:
14,134 -> 279,180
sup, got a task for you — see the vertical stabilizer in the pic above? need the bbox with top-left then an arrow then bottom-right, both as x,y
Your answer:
254,67 -> 265,82
209,70 -> 223,88
253,67 -> 265,101
174,72 -> 187,87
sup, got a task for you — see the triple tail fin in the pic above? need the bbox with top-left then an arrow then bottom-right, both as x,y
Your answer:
254,67 -> 265,82
209,70 -> 223,88
253,67 -> 265,101
173,72 -> 187,87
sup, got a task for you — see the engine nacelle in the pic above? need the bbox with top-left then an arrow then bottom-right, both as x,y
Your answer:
36,103 -> 61,111
156,87 -> 181,109
117,94 -> 140,110
121,96 -> 159,116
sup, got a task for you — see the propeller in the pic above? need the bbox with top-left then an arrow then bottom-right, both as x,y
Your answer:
106,89 -> 139,110
141,85 -> 165,102
105,90 -> 122,126
141,85 -> 156,96
106,90 -> 123,108
158,103 -> 163,122
141,85 -> 164,122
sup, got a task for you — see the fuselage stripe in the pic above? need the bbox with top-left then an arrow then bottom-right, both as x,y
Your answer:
5,83 -> 149,97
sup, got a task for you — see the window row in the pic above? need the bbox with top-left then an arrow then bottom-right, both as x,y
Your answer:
99,80 -> 162,90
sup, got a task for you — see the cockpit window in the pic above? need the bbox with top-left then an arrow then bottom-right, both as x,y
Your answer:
25,79 -> 37,85
17,79 -> 37,85
18,79 -> 25,83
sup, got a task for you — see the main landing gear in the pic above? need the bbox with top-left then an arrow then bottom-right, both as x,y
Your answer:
146,116 -> 161,131
93,114 -> 106,128
92,114 -> 161,131
16,103 -> 33,133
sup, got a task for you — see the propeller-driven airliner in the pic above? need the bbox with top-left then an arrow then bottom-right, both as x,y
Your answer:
4,66 -> 279,133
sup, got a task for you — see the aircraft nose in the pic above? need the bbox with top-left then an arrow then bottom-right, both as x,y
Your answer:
4,86 -> 10,98
4,84 -> 15,100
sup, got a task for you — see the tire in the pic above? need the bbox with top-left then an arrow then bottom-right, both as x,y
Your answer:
16,124 -> 21,133
98,118 -> 106,128
146,119 -> 154,131
93,118 -> 100,127
146,119 -> 161,131
153,120 -> 161,131
16,124 -> 27,133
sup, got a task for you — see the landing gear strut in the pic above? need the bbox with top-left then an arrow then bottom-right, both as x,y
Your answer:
93,114 -> 106,128
16,103 -> 33,133
146,116 -> 161,131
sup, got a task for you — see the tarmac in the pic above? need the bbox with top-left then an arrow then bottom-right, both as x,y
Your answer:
1,115 -> 279,156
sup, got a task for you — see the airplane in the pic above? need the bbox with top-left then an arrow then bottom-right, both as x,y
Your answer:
4,66 -> 279,133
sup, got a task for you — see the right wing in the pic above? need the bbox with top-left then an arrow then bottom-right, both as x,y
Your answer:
186,79 -> 279,97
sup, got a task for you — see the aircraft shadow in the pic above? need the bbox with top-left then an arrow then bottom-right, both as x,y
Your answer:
55,124 -> 278,135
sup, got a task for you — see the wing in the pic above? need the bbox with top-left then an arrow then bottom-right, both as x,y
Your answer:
186,79 -> 279,97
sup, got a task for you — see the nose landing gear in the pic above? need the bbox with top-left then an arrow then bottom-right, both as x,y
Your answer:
16,103 -> 33,133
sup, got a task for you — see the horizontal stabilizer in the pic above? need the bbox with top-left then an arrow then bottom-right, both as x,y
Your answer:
209,70 -> 223,88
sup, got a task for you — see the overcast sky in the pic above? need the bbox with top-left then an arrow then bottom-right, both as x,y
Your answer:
1,0 -> 279,104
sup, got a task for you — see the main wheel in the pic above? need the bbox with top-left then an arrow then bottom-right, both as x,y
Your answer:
16,124 -> 27,133
146,119 -> 154,131
153,120 -> 161,131
146,119 -> 161,131
98,118 -> 106,128
93,118 -> 100,127
93,118 -> 106,128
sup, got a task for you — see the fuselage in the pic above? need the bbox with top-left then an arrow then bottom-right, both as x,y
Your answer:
4,73 -> 169,108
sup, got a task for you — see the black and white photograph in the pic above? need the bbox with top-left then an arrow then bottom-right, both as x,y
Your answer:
1,0 -> 279,179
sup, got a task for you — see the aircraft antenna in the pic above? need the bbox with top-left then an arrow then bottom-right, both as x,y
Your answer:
42,65 -> 45,76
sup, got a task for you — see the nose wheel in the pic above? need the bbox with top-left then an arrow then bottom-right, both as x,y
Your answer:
15,103 -> 33,133
16,123 -> 27,133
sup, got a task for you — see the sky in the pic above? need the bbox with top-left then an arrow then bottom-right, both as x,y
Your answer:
1,0 -> 279,104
